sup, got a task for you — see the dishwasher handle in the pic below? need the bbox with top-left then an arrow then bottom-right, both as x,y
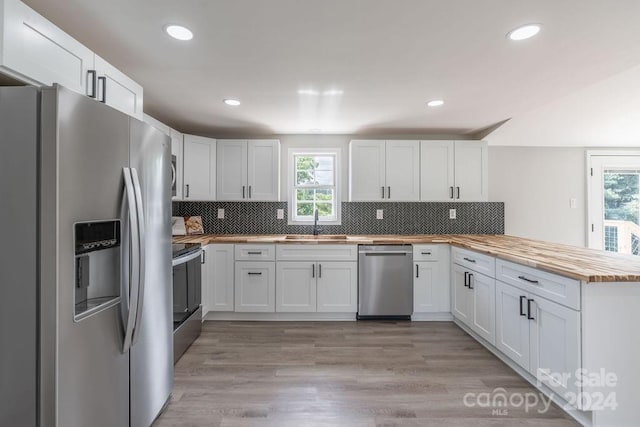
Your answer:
360,251 -> 411,256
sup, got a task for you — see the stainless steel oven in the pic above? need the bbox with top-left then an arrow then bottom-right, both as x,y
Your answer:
171,244 -> 202,363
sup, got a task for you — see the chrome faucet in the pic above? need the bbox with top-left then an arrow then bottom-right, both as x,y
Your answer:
312,209 -> 320,235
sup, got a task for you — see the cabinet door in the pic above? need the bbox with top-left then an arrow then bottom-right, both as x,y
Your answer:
420,141 -> 455,201
0,0 -> 94,95
170,130 -> 183,201
276,262 -> 316,312
317,262 -> 357,312
469,272 -> 496,345
234,262 -> 275,312
205,244 -> 235,312
495,281 -> 530,370
529,296 -> 581,401
183,135 -> 216,200
94,55 -> 143,120
217,140 -> 248,200
349,140 -> 386,201
385,140 -> 420,201
414,262 -> 440,313
451,264 -> 471,324
247,140 -> 280,201
454,141 -> 488,201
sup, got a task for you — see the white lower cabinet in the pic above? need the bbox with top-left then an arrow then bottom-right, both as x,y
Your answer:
316,262 -> 358,312
202,244 -> 235,314
452,264 -> 472,323
469,271 -> 495,345
276,262 -> 317,312
413,244 -> 450,313
234,261 -> 275,312
495,280 -> 530,370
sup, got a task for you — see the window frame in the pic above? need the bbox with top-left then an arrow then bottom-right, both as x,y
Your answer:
288,147 -> 342,225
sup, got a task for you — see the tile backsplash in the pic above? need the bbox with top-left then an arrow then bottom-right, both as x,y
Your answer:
172,201 -> 504,235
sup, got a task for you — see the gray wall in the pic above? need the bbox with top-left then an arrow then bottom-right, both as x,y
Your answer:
488,147 -> 586,246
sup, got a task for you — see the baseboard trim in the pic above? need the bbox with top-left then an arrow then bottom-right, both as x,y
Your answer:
453,318 -> 592,427
204,311 -> 357,321
411,312 -> 453,321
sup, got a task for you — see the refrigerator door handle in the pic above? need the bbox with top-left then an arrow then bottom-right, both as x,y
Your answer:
122,168 -> 141,353
130,168 -> 146,346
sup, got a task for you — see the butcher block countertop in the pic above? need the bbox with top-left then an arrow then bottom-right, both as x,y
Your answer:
172,234 -> 640,282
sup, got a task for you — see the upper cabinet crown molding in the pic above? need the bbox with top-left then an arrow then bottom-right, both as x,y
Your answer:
0,0 -> 143,119
349,139 -> 420,202
217,139 -> 280,202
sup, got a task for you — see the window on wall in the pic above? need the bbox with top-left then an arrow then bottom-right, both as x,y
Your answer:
289,149 -> 341,224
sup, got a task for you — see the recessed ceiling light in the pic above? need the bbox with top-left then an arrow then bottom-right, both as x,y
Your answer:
323,89 -> 344,96
223,99 -> 240,106
507,24 -> 541,41
298,89 -> 319,95
426,99 -> 444,107
164,24 -> 193,41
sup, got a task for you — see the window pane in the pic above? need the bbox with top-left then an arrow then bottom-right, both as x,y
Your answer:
315,189 -> 333,201
296,189 -> 315,201
315,156 -> 334,170
296,171 -> 314,185
316,203 -> 333,217
296,203 -> 314,217
315,170 -> 334,185
296,156 -> 315,171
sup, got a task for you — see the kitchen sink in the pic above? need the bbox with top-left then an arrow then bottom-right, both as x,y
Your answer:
284,234 -> 348,240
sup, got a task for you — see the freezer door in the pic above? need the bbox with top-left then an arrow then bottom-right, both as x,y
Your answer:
40,85 -> 130,427
129,119 -> 173,427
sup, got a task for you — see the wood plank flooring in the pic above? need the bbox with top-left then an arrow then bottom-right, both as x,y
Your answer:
154,321 -> 579,427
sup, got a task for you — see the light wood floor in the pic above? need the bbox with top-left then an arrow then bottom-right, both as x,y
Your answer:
154,321 -> 579,427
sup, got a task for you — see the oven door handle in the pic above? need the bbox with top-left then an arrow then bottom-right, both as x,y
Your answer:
172,249 -> 203,267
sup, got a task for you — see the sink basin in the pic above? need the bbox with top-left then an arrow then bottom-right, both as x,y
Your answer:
284,234 -> 348,240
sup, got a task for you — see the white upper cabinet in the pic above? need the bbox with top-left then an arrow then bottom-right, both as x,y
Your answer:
420,141 -> 455,201
0,0 -> 144,119
94,55 -> 143,120
170,130 -> 184,201
349,140 -> 420,201
454,141 -> 488,202
217,139 -> 280,201
0,0 -> 94,94
183,135 -> 216,201
420,140 -> 488,201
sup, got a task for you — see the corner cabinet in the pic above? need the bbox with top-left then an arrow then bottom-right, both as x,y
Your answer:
349,140 -> 420,201
183,135 -> 216,201
420,140 -> 488,201
0,0 -> 143,119
217,139 -> 280,201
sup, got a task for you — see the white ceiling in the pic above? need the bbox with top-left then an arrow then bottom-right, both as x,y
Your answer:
23,0 -> 640,138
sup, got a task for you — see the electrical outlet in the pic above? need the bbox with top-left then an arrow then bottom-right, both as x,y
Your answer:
376,209 -> 384,220
217,208 -> 225,219
277,209 -> 284,219
449,209 -> 456,219
570,198 -> 577,209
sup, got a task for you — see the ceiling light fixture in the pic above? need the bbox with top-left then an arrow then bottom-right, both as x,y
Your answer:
507,24 -> 541,41
323,89 -> 344,96
426,99 -> 444,107
298,89 -> 319,95
223,99 -> 241,106
164,24 -> 194,41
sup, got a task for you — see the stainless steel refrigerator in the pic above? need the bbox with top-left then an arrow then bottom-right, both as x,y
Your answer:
0,85 -> 173,426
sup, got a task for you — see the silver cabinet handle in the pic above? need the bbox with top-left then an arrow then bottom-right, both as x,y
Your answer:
456,186 -> 460,199
381,186 -> 385,199
450,186 -> 454,199
463,257 -> 476,263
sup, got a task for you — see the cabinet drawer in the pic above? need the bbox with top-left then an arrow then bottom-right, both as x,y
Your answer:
496,259 -> 580,310
452,247 -> 495,277
413,244 -> 443,262
276,244 -> 357,261
235,244 -> 275,261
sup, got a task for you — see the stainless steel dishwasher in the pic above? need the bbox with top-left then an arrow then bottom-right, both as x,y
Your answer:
358,245 -> 413,320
